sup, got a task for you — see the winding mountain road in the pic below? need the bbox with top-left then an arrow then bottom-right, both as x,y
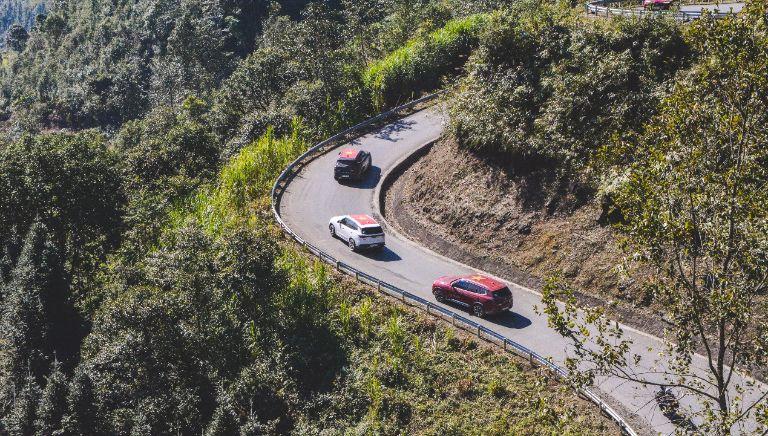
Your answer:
279,106 -> 765,434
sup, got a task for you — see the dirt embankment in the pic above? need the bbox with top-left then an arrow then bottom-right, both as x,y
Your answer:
384,137 -> 664,336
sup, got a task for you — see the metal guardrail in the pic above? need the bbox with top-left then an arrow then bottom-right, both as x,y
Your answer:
585,0 -> 735,20
270,94 -> 639,436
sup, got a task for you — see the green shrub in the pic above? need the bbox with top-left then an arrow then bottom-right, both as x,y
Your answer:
364,13 -> 489,109
450,7 -> 689,168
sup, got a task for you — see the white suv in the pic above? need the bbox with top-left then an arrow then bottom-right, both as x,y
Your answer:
329,214 -> 385,251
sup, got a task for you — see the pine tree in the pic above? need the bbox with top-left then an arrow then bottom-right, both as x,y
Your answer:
204,401 -> 239,436
63,368 -> 98,435
0,220 -> 69,405
4,372 -> 41,436
35,360 -> 69,434
0,225 -> 22,289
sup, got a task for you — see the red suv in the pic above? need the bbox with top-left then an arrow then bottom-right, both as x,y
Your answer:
432,274 -> 513,318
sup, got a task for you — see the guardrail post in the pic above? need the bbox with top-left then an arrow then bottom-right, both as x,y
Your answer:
477,325 -> 481,338
451,313 -> 456,327
336,261 -> 340,271
529,352 -> 534,366
503,338 -> 507,351
355,271 -> 360,282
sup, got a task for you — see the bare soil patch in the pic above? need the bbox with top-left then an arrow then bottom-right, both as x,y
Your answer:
383,136 -> 668,337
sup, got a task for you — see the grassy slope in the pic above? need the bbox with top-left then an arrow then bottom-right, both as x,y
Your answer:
363,13 -> 488,109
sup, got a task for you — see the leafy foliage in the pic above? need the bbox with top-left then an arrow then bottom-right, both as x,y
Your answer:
0,0 -> 45,44
541,4 -> 768,433
450,4 -> 689,168
0,131 -> 123,295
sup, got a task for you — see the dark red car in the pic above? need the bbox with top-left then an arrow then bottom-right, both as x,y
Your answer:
432,274 -> 513,318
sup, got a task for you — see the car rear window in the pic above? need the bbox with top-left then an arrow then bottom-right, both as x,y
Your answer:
361,226 -> 383,235
493,287 -> 512,298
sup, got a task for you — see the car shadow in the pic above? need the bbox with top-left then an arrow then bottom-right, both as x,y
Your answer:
337,166 -> 381,190
491,311 -> 533,329
436,301 -> 533,329
360,246 -> 402,262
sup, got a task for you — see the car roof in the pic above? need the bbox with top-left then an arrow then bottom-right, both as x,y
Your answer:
349,214 -> 379,227
338,148 -> 361,160
457,274 -> 506,291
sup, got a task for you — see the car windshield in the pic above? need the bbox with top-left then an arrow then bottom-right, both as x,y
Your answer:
493,287 -> 512,298
361,226 -> 383,235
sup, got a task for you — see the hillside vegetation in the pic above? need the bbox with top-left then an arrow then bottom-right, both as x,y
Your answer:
0,0 -> 45,42
391,1 -> 768,431
0,0 -> 618,434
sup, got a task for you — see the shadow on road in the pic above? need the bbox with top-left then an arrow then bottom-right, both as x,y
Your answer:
492,311 -> 532,329
435,302 -> 532,329
360,246 -> 402,262
337,166 -> 381,190
374,119 -> 416,142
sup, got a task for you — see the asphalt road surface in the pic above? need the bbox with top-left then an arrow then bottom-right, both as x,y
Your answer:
680,1 -> 744,13
279,107 -> 765,434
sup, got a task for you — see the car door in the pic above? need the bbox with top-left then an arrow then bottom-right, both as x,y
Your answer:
338,218 -> 351,239
467,283 -> 487,305
349,220 -> 360,239
342,219 -> 359,241
451,279 -> 473,306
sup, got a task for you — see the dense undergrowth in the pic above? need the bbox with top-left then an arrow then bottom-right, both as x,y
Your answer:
0,0 -> 618,433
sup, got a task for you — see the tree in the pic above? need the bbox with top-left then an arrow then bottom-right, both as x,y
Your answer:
0,131 -> 124,286
62,368 -> 98,435
4,373 -> 41,435
0,221 -> 69,395
542,6 -> 768,434
35,360 -> 69,434
5,23 -> 28,51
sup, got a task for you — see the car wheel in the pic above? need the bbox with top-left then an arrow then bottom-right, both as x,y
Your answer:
434,289 -> 446,303
348,238 -> 357,252
329,224 -> 336,238
472,303 -> 485,318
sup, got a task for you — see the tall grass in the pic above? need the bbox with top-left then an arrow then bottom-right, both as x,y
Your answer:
187,118 -> 308,235
364,14 -> 489,110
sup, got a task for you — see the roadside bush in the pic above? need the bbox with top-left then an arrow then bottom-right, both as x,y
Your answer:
450,7 -> 689,169
364,13 -> 489,109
